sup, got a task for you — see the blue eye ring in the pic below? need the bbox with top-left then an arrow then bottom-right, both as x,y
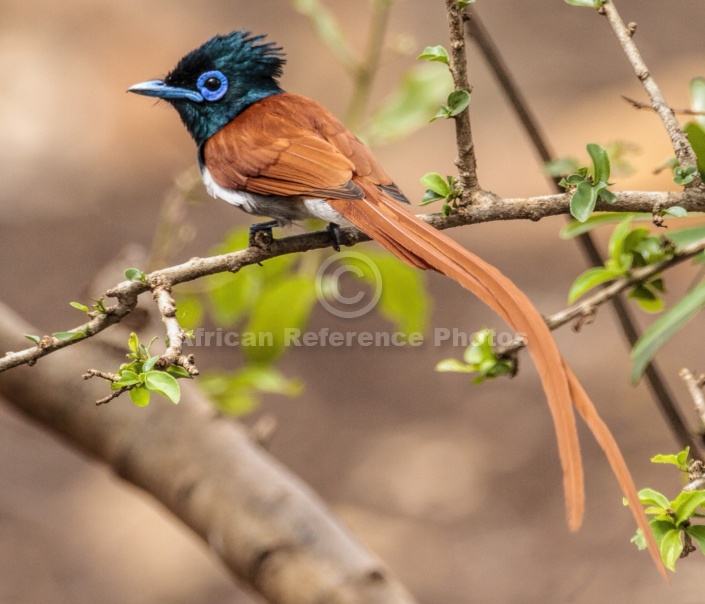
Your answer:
197,70 -> 228,101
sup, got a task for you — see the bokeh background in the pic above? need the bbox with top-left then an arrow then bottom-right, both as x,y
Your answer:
2,1 -> 705,602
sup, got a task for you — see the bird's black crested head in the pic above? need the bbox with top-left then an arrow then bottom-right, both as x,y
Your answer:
129,30 -> 286,145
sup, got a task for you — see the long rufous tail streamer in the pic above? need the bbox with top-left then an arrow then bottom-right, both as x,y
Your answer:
329,182 -> 667,578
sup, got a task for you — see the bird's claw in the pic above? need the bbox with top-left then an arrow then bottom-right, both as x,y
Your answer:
249,220 -> 279,248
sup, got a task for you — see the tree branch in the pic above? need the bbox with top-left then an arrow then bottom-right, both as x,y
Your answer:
2,188 -> 705,375
601,0 -> 701,183
0,303 -> 419,604
444,0 -> 479,195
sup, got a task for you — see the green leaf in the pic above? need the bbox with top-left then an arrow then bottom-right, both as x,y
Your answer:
127,332 -> 139,356
569,180 -> 599,222
564,0 -> 604,7
674,166 -> 697,186
608,218 -> 634,266
142,355 -> 159,372
631,281 -> 705,383
166,365 -> 193,379
664,205 -> 688,218
690,77 -> 705,130
458,0 -> 475,7
683,121 -> 705,175
144,371 -> 180,404
660,529 -> 683,571
129,386 -> 151,407
685,525 -> 705,553
114,369 -> 140,387
70,301 -> 90,314
420,173 -> 451,197
560,213 -> 652,239
417,45 -> 449,64
567,266 -> 622,303
447,90 -> 471,116
366,65 -> 453,145
637,488 -> 671,510
435,358 -> 476,373
24,334 -> 41,344
587,143 -> 611,183
244,275 -> 317,363
673,491 -> 705,526
124,268 -> 147,283
651,450 -> 689,470
628,284 -> 665,313
420,189 -> 445,205
52,330 -> 86,342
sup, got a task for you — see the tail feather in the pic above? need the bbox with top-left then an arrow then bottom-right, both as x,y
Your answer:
330,182 -> 584,531
329,181 -> 663,572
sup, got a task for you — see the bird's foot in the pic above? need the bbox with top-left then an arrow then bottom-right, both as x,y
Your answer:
327,222 -> 342,253
249,220 -> 279,248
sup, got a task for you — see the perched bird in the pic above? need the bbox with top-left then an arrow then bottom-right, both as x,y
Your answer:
129,30 -> 662,572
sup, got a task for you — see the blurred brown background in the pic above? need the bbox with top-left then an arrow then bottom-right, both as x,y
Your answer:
2,1 -> 705,602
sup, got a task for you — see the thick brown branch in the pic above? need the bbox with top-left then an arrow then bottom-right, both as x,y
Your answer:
601,0 -> 701,183
0,305 -> 419,604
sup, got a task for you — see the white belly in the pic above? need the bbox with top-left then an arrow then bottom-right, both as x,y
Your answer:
201,166 -> 349,226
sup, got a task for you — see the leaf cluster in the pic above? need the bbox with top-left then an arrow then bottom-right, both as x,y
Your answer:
435,329 -> 514,384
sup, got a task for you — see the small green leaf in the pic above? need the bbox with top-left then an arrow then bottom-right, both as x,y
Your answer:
674,166 -> 697,186
628,284 -> 665,313
24,334 -> 41,344
458,0 -> 475,7
417,45 -> 450,64
420,173 -> 450,197
142,355 -> 159,373
129,386 -> 151,407
683,121 -> 705,175
435,358 -> 476,373
660,529 -> 683,571
664,205 -> 688,218
637,488 -> 671,510
127,332 -> 140,356
166,365 -> 193,379
144,371 -> 180,404
70,301 -> 90,314
685,525 -> 705,553
564,0 -> 605,7
567,266 -> 622,303
420,189 -> 445,205
114,370 -> 141,387
124,268 -> 147,283
673,491 -> 705,526
52,330 -> 86,342
447,90 -> 471,116
651,450 -> 689,470
631,281 -> 705,383
569,180 -> 599,222
587,143 -> 611,183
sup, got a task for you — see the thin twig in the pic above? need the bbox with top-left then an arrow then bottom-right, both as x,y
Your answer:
601,0 -> 701,184
622,95 -> 705,117
497,238 -> 705,354
151,284 -> 199,375
444,0 -> 479,195
464,10 -> 698,454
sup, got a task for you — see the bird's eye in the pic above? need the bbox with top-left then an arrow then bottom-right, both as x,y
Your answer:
197,70 -> 228,101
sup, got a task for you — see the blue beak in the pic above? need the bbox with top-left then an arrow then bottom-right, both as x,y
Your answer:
128,79 -> 204,103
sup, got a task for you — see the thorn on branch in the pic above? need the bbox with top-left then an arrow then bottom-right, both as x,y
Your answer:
627,22 -> 637,37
